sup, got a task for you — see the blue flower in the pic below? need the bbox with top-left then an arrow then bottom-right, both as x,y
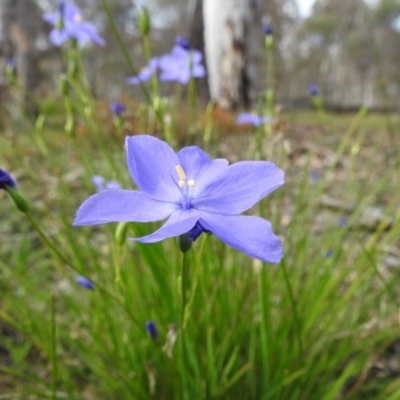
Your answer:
309,84 -> 320,97
145,320 -> 158,339
75,276 -> 94,290
175,36 -> 191,50
325,250 -> 333,258
158,41 -> 206,85
91,175 -> 121,192
339,216 -> 348,227
110,102 -> 126,117
310,171 -> 320,182
74,135 -> 284,263
43,2 -> 105,46
264,24 -> 273,35
237,113 -> 272,127
126,58 -> 158,85
0,168 -> 17,190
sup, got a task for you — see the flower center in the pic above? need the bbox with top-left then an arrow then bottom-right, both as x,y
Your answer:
74,13 -> 83,22
175,165 -> 195,210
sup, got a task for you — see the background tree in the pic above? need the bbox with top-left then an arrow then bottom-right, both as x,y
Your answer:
0,0 -> 44,112
203,0 -> 265,110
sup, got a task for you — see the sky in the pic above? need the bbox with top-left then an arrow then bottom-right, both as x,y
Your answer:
296,0 -> 380,18
296,0 -> 316,18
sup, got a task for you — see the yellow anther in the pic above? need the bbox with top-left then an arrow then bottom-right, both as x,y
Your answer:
74,14 -> 83,22
188,180 -> 195,187
179,180 -> 185,188
175,165 -> 187,180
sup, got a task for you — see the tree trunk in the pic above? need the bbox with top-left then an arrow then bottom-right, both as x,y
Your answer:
0,0 -> 40,113
203,0 -> 264,109
187,0 -> 209,101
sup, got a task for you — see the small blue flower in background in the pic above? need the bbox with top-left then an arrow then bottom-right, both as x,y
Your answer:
43,1 -> 105,47
237,113 -> 273,127
264,24 -> 273,35
158,37 -> 206,85
74,135 -> 284,263
310,171 -> 320,182
145,320 -> 158,339
175,35 -> 191,50
0,168 -> 17,190
6,58 -> 16,73
75,276 -> 94,290
91,175 -> 121,192
309,84 -> 320,97
325,250 -> 333,258
126,58 -> 158,85
339,216 -> 348,227
110,102 -> 126,117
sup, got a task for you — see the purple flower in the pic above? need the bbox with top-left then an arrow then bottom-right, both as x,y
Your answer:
43,2 -> 105,46
237,113 -> 273,127
309,84 -> 320,97
126,58 -> 158,85
75,276 -> 94,290
325,250 -> 333,258
264,24 -> 273,35
0,168 -> 17,190
310,171 -> 320,182
175,36 -> 191,50
339,216 -> 348,227
6,58 -> 15,73
110,102 -> 126,117
145,320 -> 158,339
74,135 -> 284,263
91,175 -> 121,192
159,43 -> 206,85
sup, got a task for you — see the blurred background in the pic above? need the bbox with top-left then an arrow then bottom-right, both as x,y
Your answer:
0,0 -> 399,112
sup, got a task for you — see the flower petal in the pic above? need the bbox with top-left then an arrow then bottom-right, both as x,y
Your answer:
50,29 -> 69,46
43,12 -> 58,24
73,189 -> 177,225
131,209 -> 199,243
177,146 -> 229,195
125,135 -> 181,202
192,161 -> 284,214
177,146 -> 212,179
200,213 -> 283,263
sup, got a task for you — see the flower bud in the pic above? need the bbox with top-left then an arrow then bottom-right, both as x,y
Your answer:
145,320 -> 158,339
0,168 -> 17,190
264,25 -> 274,49
308,84 -> 320,97
75,276 -> 94,290
59,74 -> 69,96
137,5 -> 151,36
177,233 -> 192,253
5,186 -> 30,214
5,59 -> 17,86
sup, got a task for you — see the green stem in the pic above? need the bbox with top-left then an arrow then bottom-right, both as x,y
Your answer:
258,267 -> 270,398
27,213 -> 75,270
183,234 -> 208,329
50,293 -> 57,400
100,0 -> 167,135
280,259 -> 304,363
24,212 -> 141,329
181,251 -> 189,323
265,36 -> 274,140
114,244 -> 122,285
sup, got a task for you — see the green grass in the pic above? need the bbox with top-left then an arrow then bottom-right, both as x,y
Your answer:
1,102 -> 400,399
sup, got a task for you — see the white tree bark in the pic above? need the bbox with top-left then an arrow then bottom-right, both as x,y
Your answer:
203,0 -> 264,109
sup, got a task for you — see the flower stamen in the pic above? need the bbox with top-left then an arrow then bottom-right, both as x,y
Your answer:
175,165 -> 186,180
